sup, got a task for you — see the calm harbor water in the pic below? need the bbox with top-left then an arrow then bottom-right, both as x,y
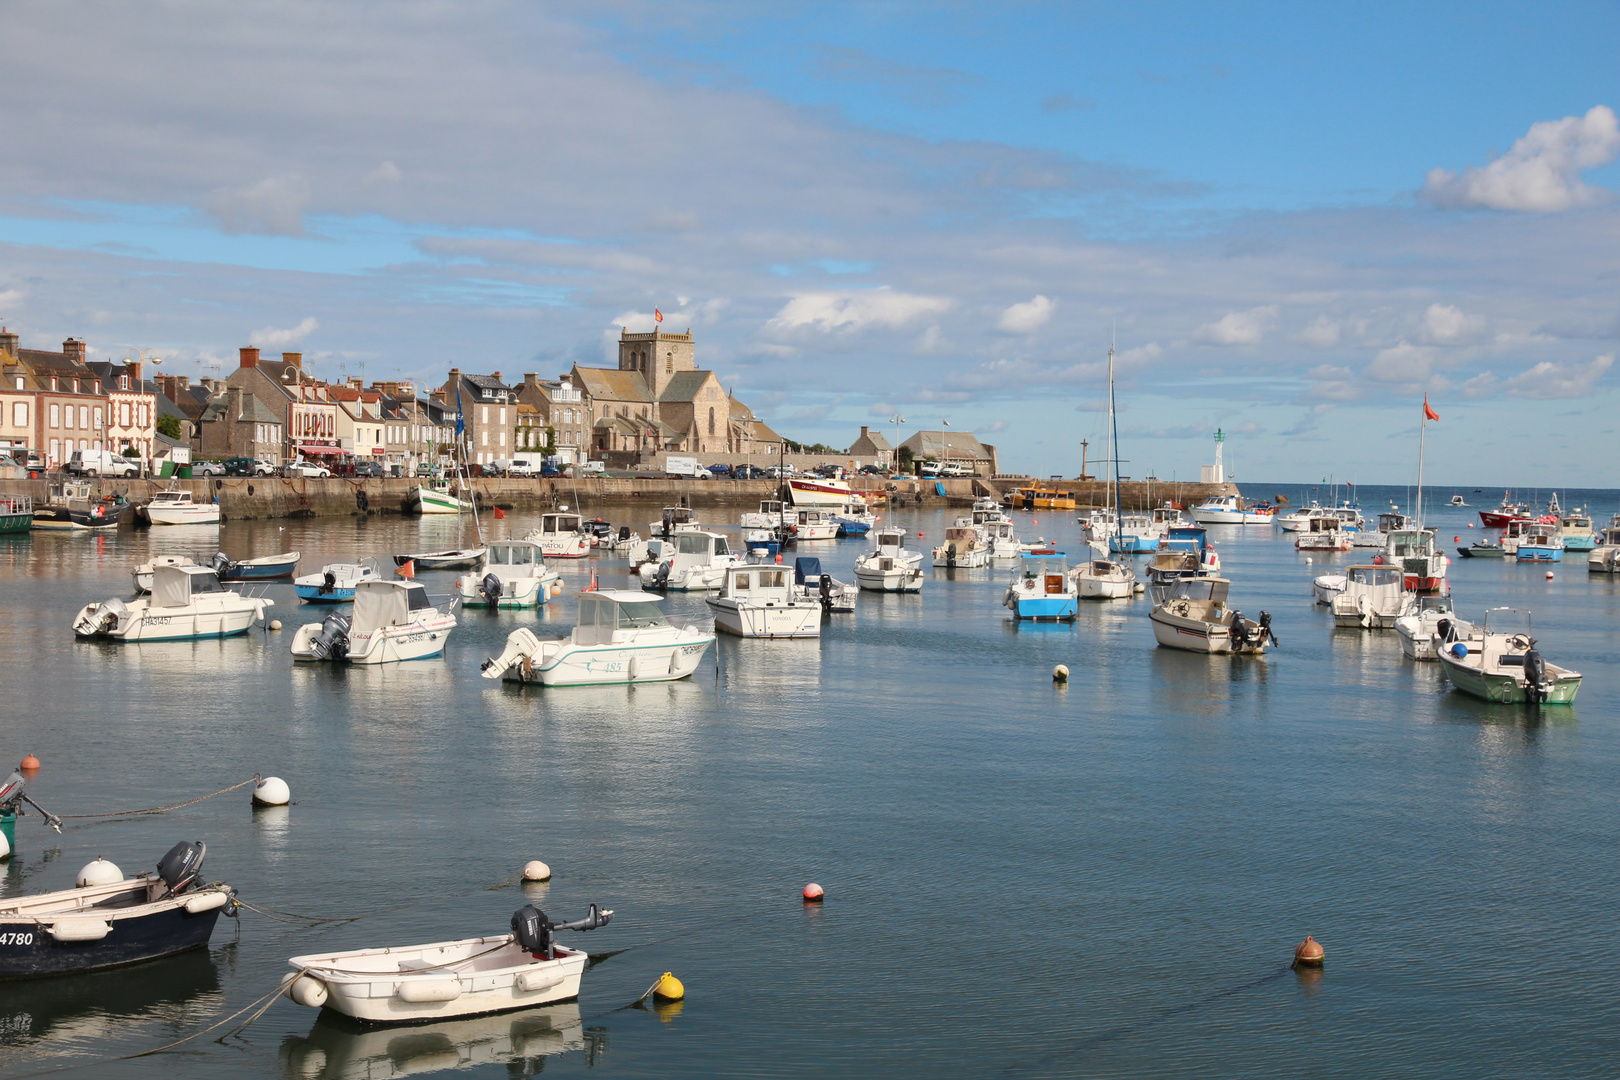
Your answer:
1,484 -> 1617,1078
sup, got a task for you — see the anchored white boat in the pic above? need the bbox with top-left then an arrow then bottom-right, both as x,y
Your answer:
132,555 -> 197,594
524,512 -> 590,559
853,529 -> 924,592
981,518 -> 1023,559
291,580 -> 456,664
1149,577 -> 1276,655
1588,517 -> 1620,573
1070,553 -> 1136,600
707,564 -> 822,638
295,562 -> 380,604
740,499 -> 791,530
394,548 -> 488,571
1385,528 -> 1449,591
1294,512 -> 1353,552
789,508 -> 840,541
1395,596 -> 1462,661
1311,574 -> 1347,606
791,557 -> 856,613
1330,565 -> 1416,629
1004,553 -> 1078,621
140,488 -> 220,526
481,591 -> 715,686
639,530 -> 741,591
1189,495 -> 1273,525
283,903 -> 612,1025
457,540 -> 559,608
73,565 -> 272,641
408,484 -> 472,515
932,526 -> 991,568
1354,509 -> 1411,549
649,506 -> 703,538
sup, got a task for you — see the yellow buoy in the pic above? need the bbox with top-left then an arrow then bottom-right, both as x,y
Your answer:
653,971 -> 685,1001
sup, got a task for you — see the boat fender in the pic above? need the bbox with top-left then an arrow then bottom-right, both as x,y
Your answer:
184,890 -> 229,915
627,654 -> 638,681
48,919 -> 113,942
517,970 -> 565,994
397,977 -> 462,1003
76,857 -> 124,887
1450,642 -> 1469,659
284,970 -> 329,1008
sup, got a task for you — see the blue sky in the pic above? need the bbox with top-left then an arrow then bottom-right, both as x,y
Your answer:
1,1 -> 1617,484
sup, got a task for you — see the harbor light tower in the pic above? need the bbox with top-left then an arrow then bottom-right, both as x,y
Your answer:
1201,428 -> 1225,484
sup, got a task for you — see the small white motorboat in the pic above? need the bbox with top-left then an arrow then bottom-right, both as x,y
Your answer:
140,488 -> 221,526
1004,553 -> 1078,621
132,555 -> 197,594
481,590 -> 715,686
1311,574 -> 1347,606
1330,564 -> 1416,629
1394,596 -> 1461,661
1295,512 -> 1353,552
740,499 -> 791,530
1437,608 -> 1581,705
853,529 -> 924,592
291,580 -> 456,664
932,526 -> 991,568
706,564 -> 822,638
981,518 -> 1023,560
789,508 -> 840,541
213,550 -> 301,581
1189,495 -> 1274,525
394,548 -> 488,571
524,512 -> 590,559
284,903 -> 612,1025
1588,517 -> 1620,573
1070,553 -> 1136,600
74,565 -> 272,641
1149,577 -> 1276,655
457,540 -> 559,608
649,505 -> 702,538
639,530 -> 741,591
1449,494 -> 1467,507
1354,509 -> 1411,549
791,557 -> 856,613
294,562 -> 380,603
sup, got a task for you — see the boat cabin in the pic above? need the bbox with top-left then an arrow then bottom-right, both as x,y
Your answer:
1343,565 -> 1405,590
942,526 -> 979,549
1151,504 -> 1187,527
1019,554 -> 1070,593
1163,525 -> 1209,554
674,531 -> 731,560
795,509 -> 833,527
149,490 -> 199,508
151,565 -> 227,607
352,580 -> 435,633
572,591 -> 671,644
1387,528 -> 1437,557
756,500 -> 788,518
536,512 -> 583,537
483,540 -> 544,575
873,528 -> 906,552
1161,576 -> 1231,608
1375,511 -> 1411,533
1521,522 -> 1560,546
1600,527 -> 1620,547
659,507 -> 699,528
1299,513 -> 1344,537
719,565 -> 792,603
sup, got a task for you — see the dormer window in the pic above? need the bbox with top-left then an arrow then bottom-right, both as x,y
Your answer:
72,379 -> 80,393
120,375 -> 129,390
50,377 -> 58,391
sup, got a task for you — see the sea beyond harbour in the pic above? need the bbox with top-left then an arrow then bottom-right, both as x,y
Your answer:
1,483 -> 1618,1078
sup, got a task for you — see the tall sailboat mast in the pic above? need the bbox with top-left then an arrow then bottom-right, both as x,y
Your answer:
1107,340 -> 1119,545
1416,406 -> 1427,531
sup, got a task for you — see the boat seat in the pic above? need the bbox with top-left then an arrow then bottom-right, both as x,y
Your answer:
398,959 -> 456,974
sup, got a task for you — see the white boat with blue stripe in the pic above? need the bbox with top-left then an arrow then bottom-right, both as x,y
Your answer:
294,562 -> 380,604
481,591 -> 715,686
72,565 -> 272,641
1004,553 -> 1078,621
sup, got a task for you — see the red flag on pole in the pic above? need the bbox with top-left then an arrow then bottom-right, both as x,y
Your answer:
493,506 -> 506,519
1424,397 -> 1439,422
654,308 -> 663,323
399,559 -> 415,579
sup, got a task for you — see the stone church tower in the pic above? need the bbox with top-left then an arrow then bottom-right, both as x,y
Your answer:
618,327 -> 695,399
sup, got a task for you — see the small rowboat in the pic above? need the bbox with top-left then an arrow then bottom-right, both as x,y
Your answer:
284,904 -> 611,1024
394,548 -> 487,571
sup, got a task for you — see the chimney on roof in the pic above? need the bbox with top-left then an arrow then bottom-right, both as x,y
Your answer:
491,371 -> 501,382
62,338 -> 87,363
227,385 -> 243,420
239,346 -> 260,369
283,351 -> 302,370
128,360 -> 142,384
860,425 -> 870,437
0,329 -> 17,357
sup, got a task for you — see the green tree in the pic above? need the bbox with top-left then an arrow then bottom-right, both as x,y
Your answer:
544,426 -> 557,455
898,445 -> 914,472
156,415 -> 182,439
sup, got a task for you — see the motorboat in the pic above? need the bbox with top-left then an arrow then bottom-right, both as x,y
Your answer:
291,580 -> 456,664
1312,574 -> 1347,606
1457,539 -> 1509,558
639,530 -> 741,591
1385,528 -> 1449,590
1079,507 -> 1116,544
787,476 -> 858,509
596,524 -> 642,553
1274,503 -> 1320,533
283,903 -> 612,1024
407,483 -> 472,515
1148,549 -> 1209,604
0,834 -> 235,979
1497,519 -> 1536,556
139,488 -> 220,526
1162,525 -> 1219,571
1354,509 -> 1411,549
213,550 -> 301,581
832,496 -> 875,537
1588,518 -> 1620,573
792,557 -> 856,613
1189,495 -> 1273,525
280,1002 -> 585,1078
1004,553 -> 1078,621
1330,565 -> 1416,629
457,540 -> 559,608
295,563 -> 380,603
958,499 -> 1009,532
132,555 -> 197,594
649,506 -> 702,538
1294,513 -> 1353,552
1449,494 -> 1467,507
706,564 -> 823,638
789,508 -> 840,541
524,512 -> 590,559
481,591 -> 715,686
1558,508 -> 1597,552
740,500 -> 792,530
1070,553 -> 1136,600
1512,522 -> 1563,563
1330,504 -> 1365,534
1479,493 -> 1531,529
32,481 -> 129,530
73,565 -> 272,641
932,526 -> 991,568
853,528 -> 925,592
1108,514 -> 1164,554
1395,596 -> 1460,661
1437,608 -> 1581,705
743,525 -> 793,559
394,548 -> 488,571
0,495 -> 31,533
981,518 -> 1023,559
1150,503 -> 1190,530
1149,577 -> 1276,655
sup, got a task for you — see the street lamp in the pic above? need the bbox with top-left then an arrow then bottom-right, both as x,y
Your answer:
889,413 -> 905,472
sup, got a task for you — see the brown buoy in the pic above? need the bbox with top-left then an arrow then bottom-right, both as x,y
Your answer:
1293,935 -> 1325,968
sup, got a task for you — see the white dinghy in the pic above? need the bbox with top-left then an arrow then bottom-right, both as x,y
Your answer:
932,526 -> 991,568
853,528 -> 925,592
284,903 -> 612,1025
1394,596 -> 1463,661
74,565 -> 272,641
707,564 -> 822,638
481,590 -> 715,686
291,579 -> 456,664
1070,552 -> 1136,600
457,540 -> 560,608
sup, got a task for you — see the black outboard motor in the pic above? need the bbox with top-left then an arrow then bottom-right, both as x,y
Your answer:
309,613 -> 351,661
211,551 -> 234,577
511,903 -> 614,960
480,573 -> 503,606
1524,649 -> 1547,703
819,572 -> 832,610
653,560 -> 671,589
1258,610 -> 1278,646
947,542 -> 958,569
319,569 -> 337,596
1229,610 -> 1249,650
157,840 -> 206,895
1436,617 -> 1453,644
618,525 -> 631,542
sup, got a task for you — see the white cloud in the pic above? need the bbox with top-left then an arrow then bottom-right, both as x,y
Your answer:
206,174 -> 311,235
997,294 -> 1054,334
1502,353 -> 1613,399
1299,314 -> 1341,348
1421,105 -> 1620,212
1417,302 -> 1485,345
981,420 -> 1009,433
366,161 -> 401,185
1195,305 -> 1277,346
1117,342 -> 1162,367
1459,372 -> 1498,398
766,289 -> 951,334
249,317 -> 319,348
0,288 -> 26,310
1365,341 -> 1438,384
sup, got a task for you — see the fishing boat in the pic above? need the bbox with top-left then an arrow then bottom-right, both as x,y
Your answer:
0,495 -> 31,533
132,555 -> 197,593
1274,503 -> 1322,533
73,565 -> 272,641
294,563 -> 380,603
789,508 -> 840,541
1003,553 -> 1078,621
1109,514 -> 1164,554
1394,596 -> 1461,661
481,591 -> 714,686
649,506 -> 702,538
981,518 -> 1022,559
290,580 -> 456,664
457,540 -> 559,608
852,528 -> 925,592
32,481 -> 129,530
213,550 -> 301,581
1437,608 -> 1581,705
792,557 -> 856,613
0,836 -> 235,979
139,488 -> 220,526
739,499 -> 791,530
1588,517 -> 1620,573
1354,509 -> 1411,549
706,564 -> 823,638
787,476 -> 858,509
639,530 -> 741,591
1294,513 -> 1353,552
1385,528 -> 1449,591
394,549 -> 488,571
1456,539 -> 1509,558
282,903 -> 612,1024
407,483 -> 472,515
524,512 -> 590,559
932,526 -> 991,568
1148,534 -> 1220,603
1149,577 -> 1276,655
1330,565 -> 1416,629
832,493 -> 876,536
1557,508 -> 1597,552
1479,493 -> 1531,529
1070,555 -> 1136,599
1189,495 -> 1273,525
1513,522 -> 1564,563
1079,507 -> 1116,544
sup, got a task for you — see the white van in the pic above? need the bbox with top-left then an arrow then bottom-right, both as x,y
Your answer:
66,448 -> 139,477
579,460 -> 606,475
663,455 -> 706,479
504,456 -> 543,477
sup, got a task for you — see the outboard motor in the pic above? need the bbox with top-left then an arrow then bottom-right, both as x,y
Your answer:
308,613 -> 351,661
78,596 -> 129,636
1524,649 -> 1547,703
157,840 -> 206,895
1229,610 -> 1249,649
947,542 -> 958,569
1436,617 -> 1453,644
211,551 -> 234,577
1258,610 -> 1278,646
0,771 -> 62,832
319,570 -> 337,596
819,572 -> 832,610
479,573 -> 504,606
654,560 -> 671,589
511,903 -> 614,960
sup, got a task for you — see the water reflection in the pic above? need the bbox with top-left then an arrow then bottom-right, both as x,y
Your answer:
279,1001 -> 584,1079
0,948 -> 223,1053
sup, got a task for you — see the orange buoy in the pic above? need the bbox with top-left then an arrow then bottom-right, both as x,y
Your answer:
1293,935 -> 1325,968
1454,537 -> 1460,542
802,883 -> 824,903
19,754 -> 40,774
1372,555 -> 1384,565
1545,571 -> 1554,580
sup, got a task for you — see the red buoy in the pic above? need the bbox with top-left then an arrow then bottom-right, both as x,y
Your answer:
802,883 -> 824,903
19,754 -> 39,774
1293,935 -> 1325,967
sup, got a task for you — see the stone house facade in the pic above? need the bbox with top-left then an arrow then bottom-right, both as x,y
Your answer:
441,370 -> 515,469
198,386 -> 284,462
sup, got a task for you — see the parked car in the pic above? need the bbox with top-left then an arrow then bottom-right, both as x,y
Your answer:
858,464 -> 887,476
223,457 -> 276,477
813,464 -> 847,480
65,448 -> 139,478
707,464 -> 733,477
282,460 -> 331,478
734,465 -> 767,479
351,460 -> 384,478
196,460 -> 226,477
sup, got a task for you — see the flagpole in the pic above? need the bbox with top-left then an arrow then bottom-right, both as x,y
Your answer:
1416,404 -> 1426,531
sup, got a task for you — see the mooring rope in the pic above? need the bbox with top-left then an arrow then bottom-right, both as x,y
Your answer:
56,776 -> 261,820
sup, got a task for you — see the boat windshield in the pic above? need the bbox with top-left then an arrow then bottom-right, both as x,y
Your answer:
676,534 -> 712,555
1482,607 -> 1531,635
488,546 -> 509,565
1347,567 -> 1403,586
616,601 -> 670,629
1022,556 -> 1067,576
1166,578 -> 1229,604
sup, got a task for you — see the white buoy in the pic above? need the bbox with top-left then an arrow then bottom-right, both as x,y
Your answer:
253,776 -> 291,807
0,833 -> 9,860
76,857 -> 124,887
268,619 -> 283,631
522,860 -> 552,882
1052,664 -> 1069,683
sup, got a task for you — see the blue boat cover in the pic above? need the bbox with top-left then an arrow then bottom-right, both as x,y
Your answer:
794,557 -> 822,585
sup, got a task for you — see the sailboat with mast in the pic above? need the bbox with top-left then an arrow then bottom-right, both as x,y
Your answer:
1071,338 -> 1138,599
1384,396 -> 1448,593
397,395 -> 488,568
